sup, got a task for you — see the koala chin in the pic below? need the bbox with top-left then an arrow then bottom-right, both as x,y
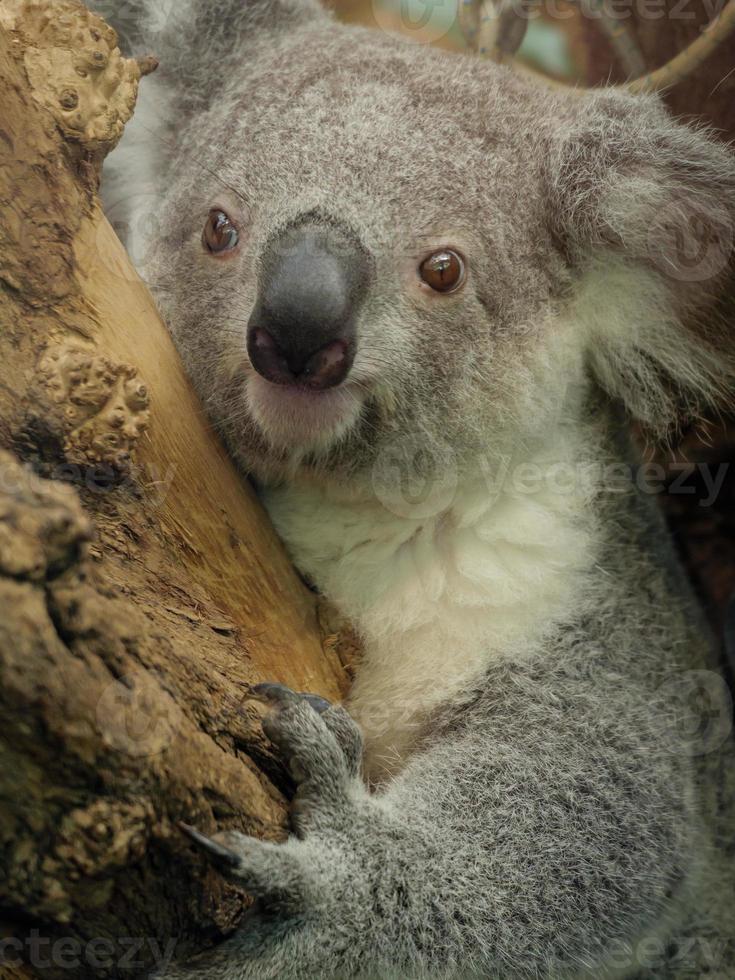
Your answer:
95,0 -> 735,976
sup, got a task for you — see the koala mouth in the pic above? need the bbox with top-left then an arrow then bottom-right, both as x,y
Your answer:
245,372 -> 364,451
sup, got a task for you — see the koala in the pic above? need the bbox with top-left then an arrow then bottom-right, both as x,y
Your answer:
92,0 -> 735,977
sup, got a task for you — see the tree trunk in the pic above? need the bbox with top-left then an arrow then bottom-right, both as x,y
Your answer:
0,3 -> 352,976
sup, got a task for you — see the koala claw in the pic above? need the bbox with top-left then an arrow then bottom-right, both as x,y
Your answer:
298,692 -> 332,713
251,683 -> 333,717
181,824 -> 313,912
179,823 -> 242,870
252,682 -> 363,787
171,694 -> 369,976
250,681 -> 301,704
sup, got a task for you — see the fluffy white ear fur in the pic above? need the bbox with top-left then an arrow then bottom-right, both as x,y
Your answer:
550,90 -> 735,437
571,257 -> 734,435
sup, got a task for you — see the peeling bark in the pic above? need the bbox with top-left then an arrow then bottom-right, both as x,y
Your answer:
0,3 -> 352,976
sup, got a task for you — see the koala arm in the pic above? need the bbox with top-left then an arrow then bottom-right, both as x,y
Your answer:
165,666 -> 691,980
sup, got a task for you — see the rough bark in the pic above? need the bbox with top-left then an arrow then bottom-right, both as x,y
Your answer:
0,3 -> 352,976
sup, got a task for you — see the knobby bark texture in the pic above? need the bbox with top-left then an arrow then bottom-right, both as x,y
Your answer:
0,3 -> 352,976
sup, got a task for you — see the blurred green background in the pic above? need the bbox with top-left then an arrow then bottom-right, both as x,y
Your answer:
332,0 -> 600,82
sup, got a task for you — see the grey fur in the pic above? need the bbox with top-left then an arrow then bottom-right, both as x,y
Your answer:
93,1 -> 735,976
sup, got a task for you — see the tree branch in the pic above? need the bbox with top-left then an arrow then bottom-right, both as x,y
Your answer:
0,2 -> 352,975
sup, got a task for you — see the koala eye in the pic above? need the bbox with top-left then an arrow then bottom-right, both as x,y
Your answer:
203,209 -> 239,254
419,249 -> 465,293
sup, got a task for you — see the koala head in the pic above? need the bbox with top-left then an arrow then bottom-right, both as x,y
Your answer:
118,0 -> 735,487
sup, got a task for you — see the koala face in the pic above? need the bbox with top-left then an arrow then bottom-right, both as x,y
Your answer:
130,2 -> 735,486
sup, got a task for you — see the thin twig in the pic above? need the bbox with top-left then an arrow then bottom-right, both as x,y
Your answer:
459,0 -> 735,95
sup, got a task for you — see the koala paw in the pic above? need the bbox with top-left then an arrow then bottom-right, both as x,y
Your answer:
253,683 -> 363,798
181,685 -> 364,913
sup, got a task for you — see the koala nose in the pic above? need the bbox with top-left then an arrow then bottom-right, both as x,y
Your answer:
247,222 -> 368,390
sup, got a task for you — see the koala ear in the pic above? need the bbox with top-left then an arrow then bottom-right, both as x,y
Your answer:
170,0 -> 326,49
93,0 -> 328,242
93,0 -> 326,68
548,90 -> 735,436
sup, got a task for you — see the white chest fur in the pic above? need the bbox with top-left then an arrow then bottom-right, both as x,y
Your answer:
263,436 -> 599,778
